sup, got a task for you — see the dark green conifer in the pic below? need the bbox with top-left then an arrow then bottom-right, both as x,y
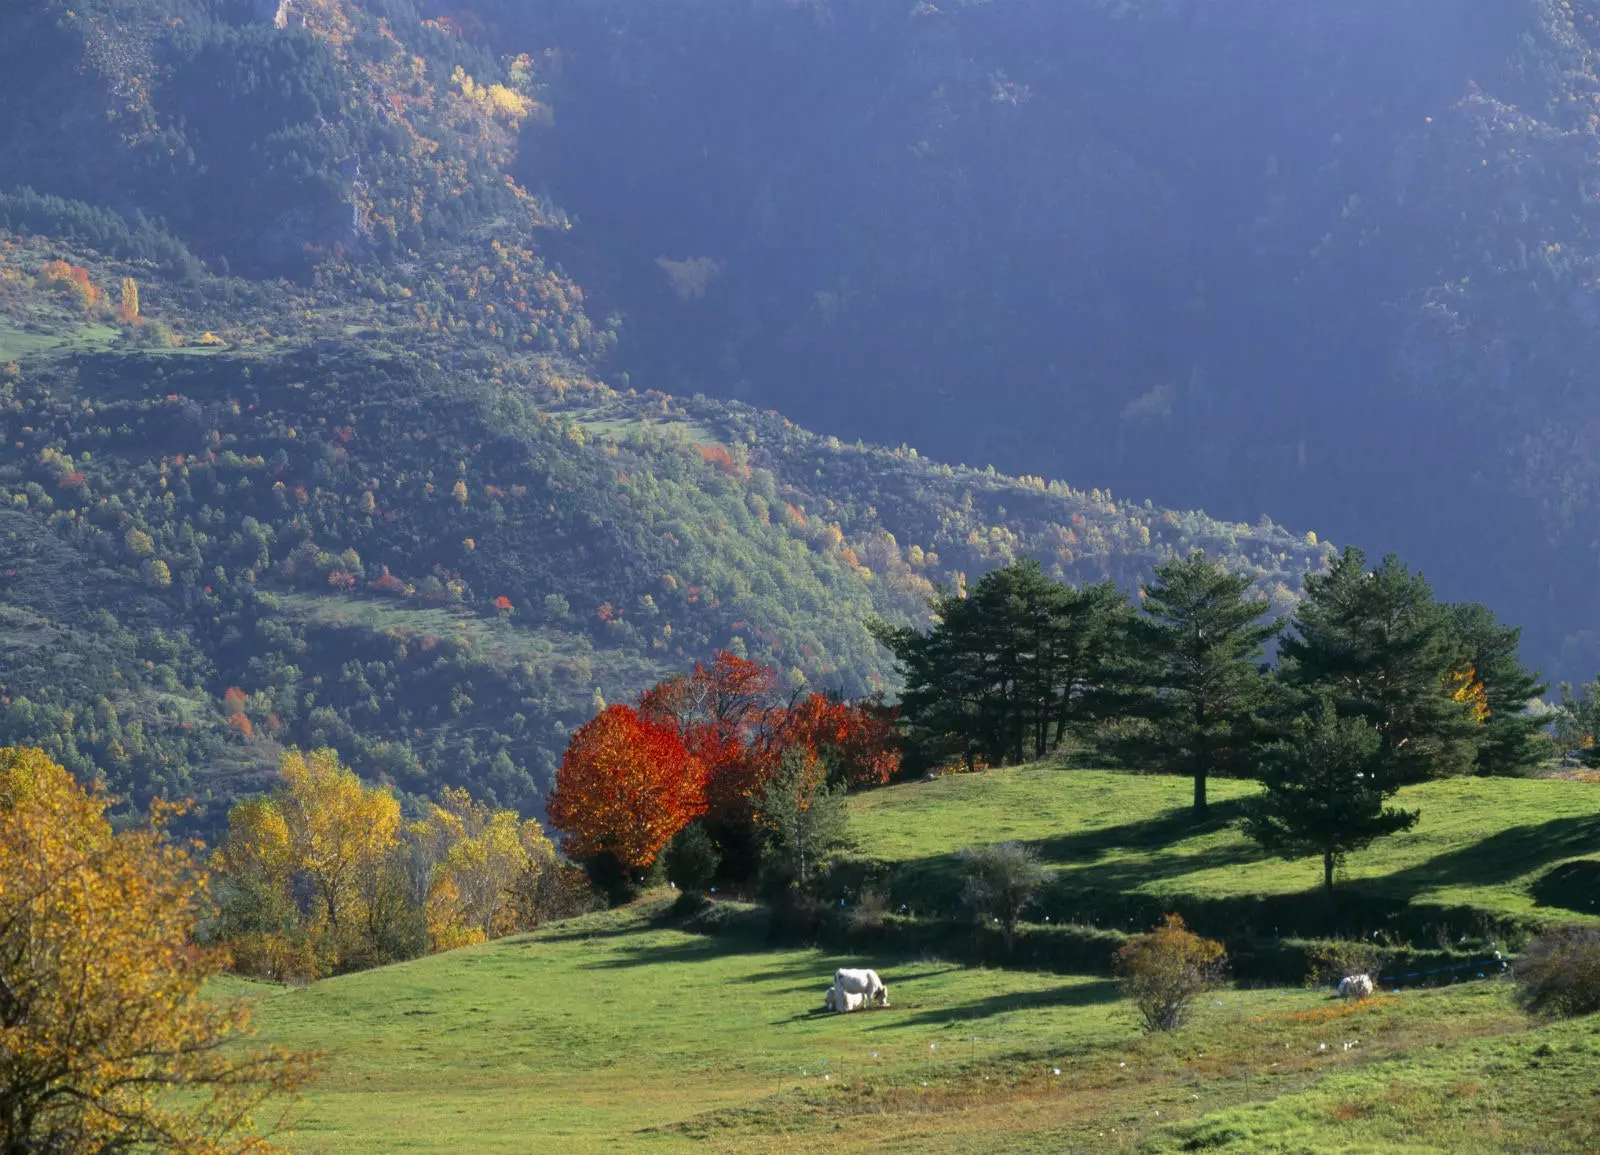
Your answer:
1243,699 -> 1420,900
1280,548 -> 1481,785
1447,602 -> 1548,776
1117,550 -> 1281,816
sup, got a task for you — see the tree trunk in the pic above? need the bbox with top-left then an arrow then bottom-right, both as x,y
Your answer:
1193,771 -> 1207,817
1324,849 -> 1337,928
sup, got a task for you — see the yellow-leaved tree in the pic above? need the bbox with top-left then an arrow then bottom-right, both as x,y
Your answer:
411,786 -> 559,951
0,746 -> 313,1152
216,748 -> 411,978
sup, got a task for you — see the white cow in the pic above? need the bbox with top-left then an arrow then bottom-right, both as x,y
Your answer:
833,967 -> 889,1008
1337,973 -> 1375,1000
823,984 -> 867,1013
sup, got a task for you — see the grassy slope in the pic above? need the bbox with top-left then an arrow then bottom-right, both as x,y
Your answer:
240,902 -> 1599,1154
845,767 -> 1600,927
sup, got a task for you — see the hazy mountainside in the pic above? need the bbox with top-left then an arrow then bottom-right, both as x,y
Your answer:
0,30 -> 1326,836
473,0 -> 1600,683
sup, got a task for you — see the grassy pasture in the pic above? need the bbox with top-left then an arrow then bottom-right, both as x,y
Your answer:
0,316 -> 120,361
845,766 -> 1600,928
239,902 -> 1597,1153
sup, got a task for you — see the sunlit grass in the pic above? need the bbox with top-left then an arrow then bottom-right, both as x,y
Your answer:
239,901 -> 1594,1153
847,766 -> 1600,923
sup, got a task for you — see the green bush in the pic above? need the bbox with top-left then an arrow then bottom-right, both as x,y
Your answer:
664,821 -> 720,891
1304,939 -> 1395,990
960,841 -> 1046,954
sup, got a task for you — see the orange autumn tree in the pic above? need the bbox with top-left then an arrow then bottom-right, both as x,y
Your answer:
0,747 -> 313,1152
639,652 -> 782,820
771,693 -> 901,790
35,260 -> 99,312
546,705 -> 706,871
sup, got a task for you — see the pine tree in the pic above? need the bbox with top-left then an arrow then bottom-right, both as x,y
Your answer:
1280,548 -> 1482,785
756,748 -> 851,887
872,561 -> 1130,769
1447,602 -> 1549,775
1117,550 -> 1281,815
1242,699 -> 1420,900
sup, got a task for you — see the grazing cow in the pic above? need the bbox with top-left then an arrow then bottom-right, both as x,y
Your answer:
823,984 -> 867,1013
1337,973 -> 1375,1000
833,967 -> 889,1008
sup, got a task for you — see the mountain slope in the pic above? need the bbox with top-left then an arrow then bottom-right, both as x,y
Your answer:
0,0 -> 1333,822
0,242 -> 1325,822
480,0 -> 1600,682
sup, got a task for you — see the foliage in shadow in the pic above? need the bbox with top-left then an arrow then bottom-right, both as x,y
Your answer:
1530,859 -> 1600,916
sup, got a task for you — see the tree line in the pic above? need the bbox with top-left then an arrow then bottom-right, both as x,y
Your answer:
547,651 -> 898,897
874,547 -> 1548,896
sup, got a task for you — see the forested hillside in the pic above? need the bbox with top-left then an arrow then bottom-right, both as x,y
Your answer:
0,0 -> 1335,824
478,0 -> 1600,684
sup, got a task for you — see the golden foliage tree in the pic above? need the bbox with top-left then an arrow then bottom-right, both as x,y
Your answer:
0,747 -> 312,1152
274,748 -> 402,938
216,749 -> 407,976
411,786 -> 558,951
118,276 -> 140,324
1113,914 -> 1228,1032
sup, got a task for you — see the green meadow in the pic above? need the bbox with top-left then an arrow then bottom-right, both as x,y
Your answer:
847,767 -> 1600,926
241,902 -> 1598,1153
236,766 -> 1600,1153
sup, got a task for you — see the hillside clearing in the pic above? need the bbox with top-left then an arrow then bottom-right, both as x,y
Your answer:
845,767 -> 1600,929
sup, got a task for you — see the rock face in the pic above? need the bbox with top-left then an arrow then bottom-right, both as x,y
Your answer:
249,0 -> 293,27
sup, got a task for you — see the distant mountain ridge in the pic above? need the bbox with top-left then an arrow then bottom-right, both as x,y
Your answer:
478,0 -> 1600,684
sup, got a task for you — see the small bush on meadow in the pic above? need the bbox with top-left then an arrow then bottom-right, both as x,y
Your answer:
670,889 -> 712,919
769,889 -> 830,942
664,821 -> 720,891
845,888 -> 890,936
960,841 -> 1046,954
1114,914 -> 1227,1032
1305,940 -> 1393,991
1515,924 -> 1600,1018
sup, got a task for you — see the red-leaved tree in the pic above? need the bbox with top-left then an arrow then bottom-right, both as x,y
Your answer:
546,705 -> 706,870
773,694 -> 901,790
640,652 -> 782,820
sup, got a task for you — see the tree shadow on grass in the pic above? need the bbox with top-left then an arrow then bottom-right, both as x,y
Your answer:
879,797 -> 1261,901
1383,814 -> 1600,896
1529,858 -> 1600,916
525,924 -> 656,945
872,978 -> 1121,1029
579,934 -> 750,970
1024,797 -> 1254,864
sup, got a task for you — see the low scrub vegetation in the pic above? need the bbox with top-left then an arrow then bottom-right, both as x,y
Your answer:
1114,913 -> 1228,1032
1515,924 -> 1600,1018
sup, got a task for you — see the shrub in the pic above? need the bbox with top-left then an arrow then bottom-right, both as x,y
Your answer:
511,860 -> 601,926
1113,914 -> 1228,1032
670,889 -> 712,919
845,888 -> 890,936
769,889 -> 829,942
664,821 -> 720,891
1304,940 -> 1394,991
1515,924 -> 1600,1018
960,841 -> 1046,954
